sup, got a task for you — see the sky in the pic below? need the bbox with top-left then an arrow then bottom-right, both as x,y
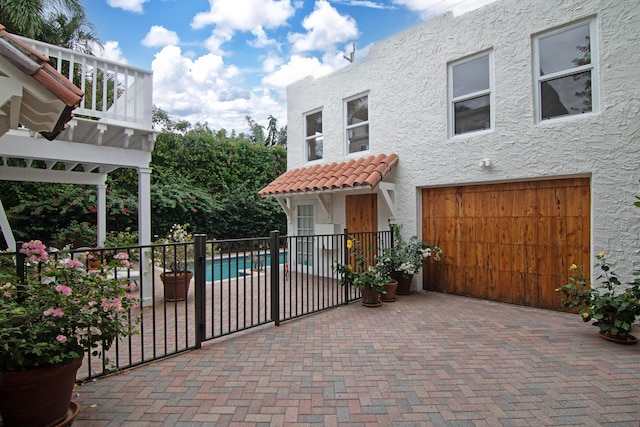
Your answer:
83,0 -> 497,134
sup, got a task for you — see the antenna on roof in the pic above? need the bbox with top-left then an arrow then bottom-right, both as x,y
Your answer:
343,43 -> 355,63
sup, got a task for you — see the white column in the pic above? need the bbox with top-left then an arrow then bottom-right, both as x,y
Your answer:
0,198 -> 15,250
138,167 -> 153,307
96,181 -> 107,247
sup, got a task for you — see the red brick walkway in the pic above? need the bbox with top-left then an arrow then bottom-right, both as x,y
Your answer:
72,292 -> 640,426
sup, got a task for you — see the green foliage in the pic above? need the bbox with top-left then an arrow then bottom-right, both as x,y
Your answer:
51,220 -> 96,249
1,114 -> 287,247
150,181 -> 216,238
0,240 -> 139,372
334,237 -> 386,294
557,253 -> 640,339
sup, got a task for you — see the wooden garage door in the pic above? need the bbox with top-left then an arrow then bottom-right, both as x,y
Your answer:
421,178 -> 590,310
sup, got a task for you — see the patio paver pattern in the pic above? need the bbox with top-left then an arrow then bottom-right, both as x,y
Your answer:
73,292 -> 640,426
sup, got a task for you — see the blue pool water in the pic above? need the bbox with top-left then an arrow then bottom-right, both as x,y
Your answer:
202,252 -> 287,282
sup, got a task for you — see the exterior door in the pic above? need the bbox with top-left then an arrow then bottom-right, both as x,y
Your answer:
421,178 -> 590,310
346,194 -> 378,268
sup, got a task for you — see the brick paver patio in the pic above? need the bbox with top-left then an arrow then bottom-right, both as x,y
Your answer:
72,292 -> 640,426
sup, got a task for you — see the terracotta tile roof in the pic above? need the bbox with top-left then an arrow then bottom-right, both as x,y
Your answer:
0,25 -> 83,140
259,153 -> 398,197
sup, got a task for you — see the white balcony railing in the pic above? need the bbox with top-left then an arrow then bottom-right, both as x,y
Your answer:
16,36 -> 153,130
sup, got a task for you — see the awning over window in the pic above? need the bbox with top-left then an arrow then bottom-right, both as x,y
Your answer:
259,153 -> 398,197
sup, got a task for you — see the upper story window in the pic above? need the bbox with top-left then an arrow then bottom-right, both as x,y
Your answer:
305,110 -> 323,161
346,94 -> 369,153
534,20 -> 597,122
449,52 -> 493,136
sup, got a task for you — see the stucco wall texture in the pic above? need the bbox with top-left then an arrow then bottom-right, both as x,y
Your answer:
286,0 -> 640,279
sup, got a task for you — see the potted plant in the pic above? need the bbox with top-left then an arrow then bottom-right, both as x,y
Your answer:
334,237 -> 386,307
556,251 -> 640,344
381,223 -> 442,295
0,240 -> 140,426
155,224 -> 194,302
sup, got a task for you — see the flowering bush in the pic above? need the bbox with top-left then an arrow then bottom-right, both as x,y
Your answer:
556,251 -> 640,340
334,237 -> 386,294
377,223 -> 442,279
152,224 -> 193,273
0,240 -> 140,373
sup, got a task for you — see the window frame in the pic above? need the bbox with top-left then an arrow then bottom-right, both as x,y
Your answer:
344,92 -> 370,154
533,19 -> 598,123
304,109 -> 323,162
295,203 -> 315,267
448,51 -> 494,138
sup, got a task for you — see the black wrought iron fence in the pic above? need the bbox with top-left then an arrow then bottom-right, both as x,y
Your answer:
1,229 -> 392,380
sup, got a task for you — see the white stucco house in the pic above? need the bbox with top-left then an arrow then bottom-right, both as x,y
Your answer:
260,0 -> 640,310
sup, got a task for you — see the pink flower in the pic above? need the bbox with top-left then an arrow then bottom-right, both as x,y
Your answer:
56,335 -> 67,343
114,252 -> 129,260
43,308 -> 64,317
55,285 -> 72,296
20,240 -> 48,263
67,259 -> 84,268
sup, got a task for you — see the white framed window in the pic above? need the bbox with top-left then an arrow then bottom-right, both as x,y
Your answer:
534,20 -> 597,122
305,110 -> 323,161
296,204 -> 315,266
345,94 -> 369,153
449,52 -> 493,136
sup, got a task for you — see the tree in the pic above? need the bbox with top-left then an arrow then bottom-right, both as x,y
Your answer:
0,0 -> 84,41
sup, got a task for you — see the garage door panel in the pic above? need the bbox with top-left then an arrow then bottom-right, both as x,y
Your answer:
422,178 -> 590,311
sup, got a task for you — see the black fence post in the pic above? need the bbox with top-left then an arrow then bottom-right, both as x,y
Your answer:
194,234 -> 207,348
270,230 -> 280,326
343,229 -> 350,304
15,241 -> 25,302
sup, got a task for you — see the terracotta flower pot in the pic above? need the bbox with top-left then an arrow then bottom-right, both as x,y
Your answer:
391,271 -> 413,295
359,285 -> 382,307
160,271 -> 193,302
0,357 -> 82,427
381,280 -> 398,302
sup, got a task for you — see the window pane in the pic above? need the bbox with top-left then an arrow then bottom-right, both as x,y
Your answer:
347,96 -> 368,125
307,137 -> 323,161
539,24 -> 590,76
348,124 -> 369,153
452,55 -> 489,98
454,94 -> 490,135
305,111 -> 322,137
541,71 -> 592,120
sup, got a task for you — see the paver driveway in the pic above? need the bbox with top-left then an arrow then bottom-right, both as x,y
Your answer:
72,292 -> 640,426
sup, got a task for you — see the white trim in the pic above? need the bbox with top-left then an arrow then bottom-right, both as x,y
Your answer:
533,18 -> 598,123
304,108 -> 323,162
448,51 -> 494,138
344,92 -> 370,154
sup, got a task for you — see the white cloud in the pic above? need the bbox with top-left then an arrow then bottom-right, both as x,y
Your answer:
262,55 -> 335,88
107,0 -> 148,13
93,41 -> 128,64
192,0 -> 295,31
152,46 -> 285,132
249,27 -> 278,49
333,0 -> 394,9
392,0 -> 497,18
288,0 -> 358,54
142,26 -> 180,48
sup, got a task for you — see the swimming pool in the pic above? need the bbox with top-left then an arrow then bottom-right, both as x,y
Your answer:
202,252 -> 287,282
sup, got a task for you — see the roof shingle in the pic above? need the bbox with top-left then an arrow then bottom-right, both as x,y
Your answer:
259,153 -> 398,197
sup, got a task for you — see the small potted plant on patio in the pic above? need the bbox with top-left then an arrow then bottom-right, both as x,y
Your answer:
556,251 -> 640,345
155,223 -> 194,302
0,240 -> 140,426
334,237 -> 386,307
381,223 -> 442,295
